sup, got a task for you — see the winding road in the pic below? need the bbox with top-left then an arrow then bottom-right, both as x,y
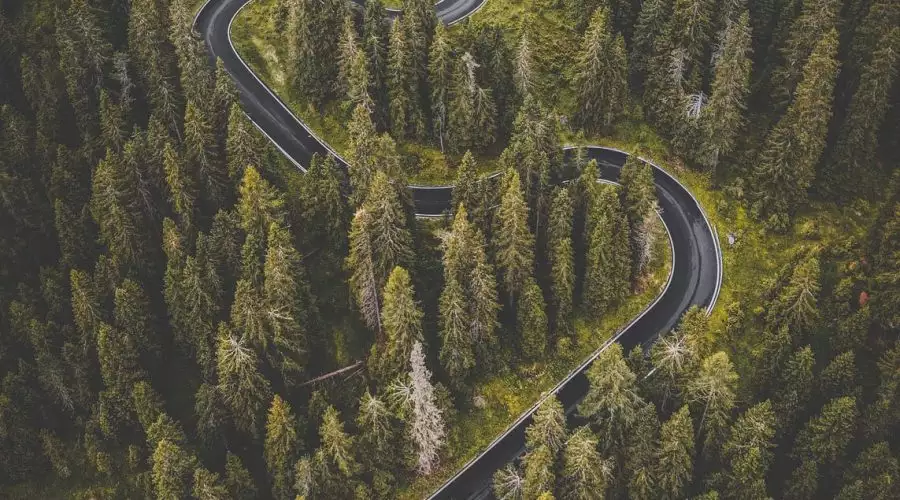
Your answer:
194,0 -> 723,497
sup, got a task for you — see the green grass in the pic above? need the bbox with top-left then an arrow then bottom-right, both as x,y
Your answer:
401,216 -> 673,498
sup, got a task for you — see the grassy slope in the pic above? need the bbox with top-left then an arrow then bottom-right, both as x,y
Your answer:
401,214 -> 672,499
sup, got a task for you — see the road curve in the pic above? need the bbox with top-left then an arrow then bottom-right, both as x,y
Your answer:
194,0 -> 722,497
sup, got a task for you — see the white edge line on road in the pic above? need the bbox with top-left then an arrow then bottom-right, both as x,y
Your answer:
225,0 -> 349,171
427,177 -> 676,499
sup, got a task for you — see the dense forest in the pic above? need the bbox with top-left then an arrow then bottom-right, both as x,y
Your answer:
0,0 -> 898,498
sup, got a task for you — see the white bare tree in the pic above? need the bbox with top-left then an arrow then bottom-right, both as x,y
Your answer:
408,341 -> 446,475
493,464 -> 525,500
514,32 -> 534,96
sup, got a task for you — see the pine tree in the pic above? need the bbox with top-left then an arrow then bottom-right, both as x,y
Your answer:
225,452 -> 258,500
822,28 -> 899,197
574,8 -> 628,133
225,104 -> 264,182
619,155 -> 658,278
317,405 -> 359,478
451,152 -> 481,222
583,186 -> 631,318
718,400 -> 776,499
184,100 -> 228,209
288,0 -> 343,107
439,261 -> 474,384
357,391 -> 398,470
518,277 -> 548,359
264,221 -> 311,382
548,187 -> 575,337
298,153 -> 349,259
630,0 -> 672,84
429,22 -> 453,151
523,445 -> 556,499
363,170 -> 414,285
90,149 -> 152,268
751,30 -> 839,230
769,256 -> 820,333
493,464 -> 525,500
216,324 -> 272,435
363,0 -> 390,130
772,346 -> 814,435
686,351 -> 737,453
562,426 -> 612,499
388,20 -> 424,140
495,169 -> 535,301
579,343 -> 641,450
373,266 -> 424,382
625,403 -> 660,500
769,0 -> 841,105
667,0 -> 716,78
818,351 -> 858,401
237,166 -> 284,239
699,12 -> 753,172
448,52 -> 496,153
347,208 -> 382,333
526,396 -> 567,453
655,405 -> 695,499
793,396 -> 858,465
152,439 -> 197,499
347,103 -> 380,205
163,142 -> 196,230
265,395 -> 300,500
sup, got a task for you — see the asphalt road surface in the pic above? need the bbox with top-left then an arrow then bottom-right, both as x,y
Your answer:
195,0 -> 723,497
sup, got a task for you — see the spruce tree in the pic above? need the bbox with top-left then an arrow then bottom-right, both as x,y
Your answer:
388,20 -> 424,140
347,208 -> 382,333
362,170 -> 414,286
429,22 -> 453,151
264,221 -> 312,382
583,186 -> 631,318
625,403 -> 660,500
699,12 -> 753,173
769,0 -> 841,106
793,396 -> 858,465
619,155 -> 658,278
265,395 -> 300,500
448,52 -> 496,153
518,276 -> 548,360
526,396 -> 567,453
372,266 -> 424,382
655,405 -> 695,499
548,187 -> 575,337
751,30 -> 839,230
216,324 -> 272,436
184,100 -> 227,209
163,142 -> 196,230
562,426 -> 612,499
718,401 -> 776,500
574,8 -> 628,133
363,0 -> 390,130
494,169 -> 534,301
630,0 -> 672,84
523,445 -> 556,499
579,343 -> 641,450
822,28 -> 899,197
